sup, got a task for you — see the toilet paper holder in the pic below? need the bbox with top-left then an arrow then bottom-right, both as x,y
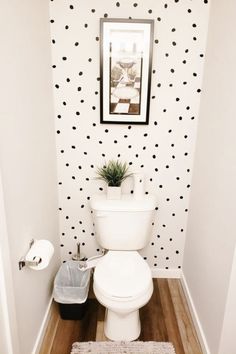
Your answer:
18,239 -> 42,270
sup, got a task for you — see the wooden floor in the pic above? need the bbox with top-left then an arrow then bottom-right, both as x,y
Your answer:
40,278 -> 203,354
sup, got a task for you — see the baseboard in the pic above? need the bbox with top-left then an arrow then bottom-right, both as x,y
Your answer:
151,267 -> 181,278
180,271 -> 211,354
32,296 -> 53,354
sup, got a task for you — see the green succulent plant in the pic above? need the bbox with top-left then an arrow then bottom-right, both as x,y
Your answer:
96,160 -> 132,187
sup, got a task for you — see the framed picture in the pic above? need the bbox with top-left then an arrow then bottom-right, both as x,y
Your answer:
100,18 -> 154,125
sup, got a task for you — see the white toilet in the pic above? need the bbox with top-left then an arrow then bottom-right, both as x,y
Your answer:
90,194 -> 156,341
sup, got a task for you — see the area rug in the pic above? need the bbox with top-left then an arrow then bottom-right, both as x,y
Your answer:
71,341 -> 176,354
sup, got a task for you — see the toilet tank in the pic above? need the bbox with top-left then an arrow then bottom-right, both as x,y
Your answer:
90,194 -> 157,250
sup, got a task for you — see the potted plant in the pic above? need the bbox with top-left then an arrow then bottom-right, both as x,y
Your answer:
96,160 -> 132,199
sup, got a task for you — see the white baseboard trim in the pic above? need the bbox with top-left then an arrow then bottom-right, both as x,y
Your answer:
151,268 -> 181,278
32,296 -> 53,354
180,272 -> 210,354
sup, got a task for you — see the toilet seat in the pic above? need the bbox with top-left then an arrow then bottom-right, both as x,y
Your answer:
94,251 -> 152,301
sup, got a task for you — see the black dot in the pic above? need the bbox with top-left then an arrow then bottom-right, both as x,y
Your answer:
91,8 -> 95,13
148,9 -> 152,13
133,3 -> 138,7
157,17 -> 161,21
62,56 -> 67,61
75,42 -> 79,46
116,2 -> 120,6
69,5 -> 74,9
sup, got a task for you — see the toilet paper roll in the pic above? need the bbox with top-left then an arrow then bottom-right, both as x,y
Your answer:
25,240 -> 54,270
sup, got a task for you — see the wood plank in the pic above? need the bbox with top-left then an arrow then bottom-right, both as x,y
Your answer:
168,279 -> 203,354
50,299 -> 98,354
158,278 -> 185,354
139,279 -> 168,341
96,303 -> 106,341
50,318 -> 79,354
39,279 -> 202,354
39,301 -> 59,354
76,299 -> 98,342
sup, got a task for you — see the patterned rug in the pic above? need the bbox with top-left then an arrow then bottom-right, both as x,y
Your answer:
71,341 -> 176,354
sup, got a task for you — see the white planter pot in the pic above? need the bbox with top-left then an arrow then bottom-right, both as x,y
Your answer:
107,186 -> 121,200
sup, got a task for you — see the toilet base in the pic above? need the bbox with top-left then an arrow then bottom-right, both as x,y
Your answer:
104,308 -> 141,341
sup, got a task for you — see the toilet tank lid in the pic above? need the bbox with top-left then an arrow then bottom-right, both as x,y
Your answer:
90,194 -> 157,211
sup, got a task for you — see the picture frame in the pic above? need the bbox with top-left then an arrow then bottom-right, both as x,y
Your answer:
100,18 -> 154,125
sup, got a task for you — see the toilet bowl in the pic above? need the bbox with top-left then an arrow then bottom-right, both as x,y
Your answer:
90,193 -> 156,341
93,251 -> 153,341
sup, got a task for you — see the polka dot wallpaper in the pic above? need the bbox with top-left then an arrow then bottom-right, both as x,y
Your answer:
49,0 -> 210,270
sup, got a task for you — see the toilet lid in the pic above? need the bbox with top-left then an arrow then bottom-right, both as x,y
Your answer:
94,251 -> 152,299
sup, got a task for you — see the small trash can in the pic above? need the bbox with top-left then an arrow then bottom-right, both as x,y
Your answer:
53,260 -> 91,320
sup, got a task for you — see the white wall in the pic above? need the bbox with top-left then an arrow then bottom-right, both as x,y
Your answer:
218,245 -> 236,354
183,0 -> 236,353
0,1 -> 60,354
50,0 -> 210,270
